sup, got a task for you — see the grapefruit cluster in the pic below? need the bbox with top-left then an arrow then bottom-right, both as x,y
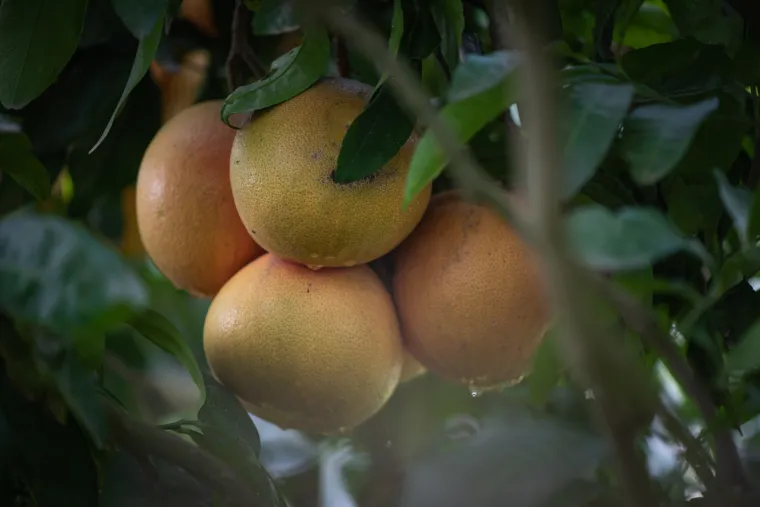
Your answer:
135,76 -> 551,435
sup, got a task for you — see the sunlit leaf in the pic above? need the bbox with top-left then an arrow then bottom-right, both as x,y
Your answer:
404,51 -> 521,206
0,0 -> 88,109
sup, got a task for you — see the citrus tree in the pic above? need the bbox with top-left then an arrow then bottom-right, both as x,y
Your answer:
2,0 -> 760,506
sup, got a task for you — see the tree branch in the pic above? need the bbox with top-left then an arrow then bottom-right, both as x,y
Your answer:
226,0 -> 267,92
105,401 -> 263,507
594,276 -> 752,497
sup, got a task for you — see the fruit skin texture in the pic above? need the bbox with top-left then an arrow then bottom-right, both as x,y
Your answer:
203,254 -> 404,434
137,101 -> 263,297
229,77 -> 432,269
392,191 -> 550,389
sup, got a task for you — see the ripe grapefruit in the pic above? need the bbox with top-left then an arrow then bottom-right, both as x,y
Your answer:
136,101 -> 264,297
229,77 -> 432,269
203,254 -> 404,434
392,191 -> 551,389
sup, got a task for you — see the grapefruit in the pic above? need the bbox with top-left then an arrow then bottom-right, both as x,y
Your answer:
136,101 -> 264,297
229,77 -> 432,269
203,254 -> 404,434
392,191 -> 551,389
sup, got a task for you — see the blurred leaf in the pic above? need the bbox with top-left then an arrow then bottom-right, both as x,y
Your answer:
253,0 -> 298,35
188,383 -> 286,507
388,0 -> 404,58
222,25 -> 330,121
714,170 -> 753,248
44,350 -> 108,448
90,14 -> 163,153
724,317 -> 760,377
404,51 -> 520,206
111,0 -> 170,38
749,179 -> 760,243
620,38 -> 713,87
0,363 -> 99,507
333,83 -> 414,183
99,450 -> 214,507
528,328 -> 564,407
559,81 -> 635,199
0,0 -> 89,109
431,0 -> 464,71
566,204 -> 711,271
398,0 -> 441,61
399,406 -> 607,507
617,97 -> 719,185
0,133 -> 50,200
0,209 -> 148,336
664,0 -> 743,53
661,176 -> 723,235
717,246 -> 760,293
127,309 -> 206,406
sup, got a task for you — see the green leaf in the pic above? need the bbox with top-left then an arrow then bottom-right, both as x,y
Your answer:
127,309 -> 207,405
0,210 -> 148,336
253,0 -> 298,35
528,328 -> 563,407
0,0 -> 89,109
0,133 -> 50,200
724,317 -> 760,377
222,25 -> 330,122
617,97 -> 719,185
189,383 -> 286,507
749,176 -> 760,244
46,350 -> 109,448
333,83 -> 415,184
559,81 -> 635,199
90,13 -> 164,153
111,0 -> 169,38
431,0 -> 464,71
714,170 -> 753,248
566,204 -> 711,271
398,1 -> 441,61
403,51 -> 521,206
0,363 -> 99,507
389,0 -> 404,57
618,2 -> 677,49
663,0 -> 743,54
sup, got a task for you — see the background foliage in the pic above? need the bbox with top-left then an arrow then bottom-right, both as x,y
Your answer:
3,0 -> 760,506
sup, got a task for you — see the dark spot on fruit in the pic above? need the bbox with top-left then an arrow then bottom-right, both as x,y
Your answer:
311,152 -> 320,160
251,229 -> 256,234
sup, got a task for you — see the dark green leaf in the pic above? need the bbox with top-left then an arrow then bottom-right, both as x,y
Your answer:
749,178 -> 760,243
0,0 -> 89,109
253,0 -> 298,35
620,38 -> 710,86
111,0 -> 169,38
333,83 -> 414,183
404,51 -> 521,206
127,309 -> 207,405
45,350 -> 109,448
566,204 -> 711,271
388,0 -> 404,58
189,383 -> 286,507
0,210 -> 148,336
398,1 -> 441,61
714,170 -> 753,248
99,450 -> 213,507
222,25 -> 330,121
725,317 -> 760,377
664,0 -> 743,53
0,133 -> 50,199
617,97 -> 719,185
0,363 -> 99,507
90,14 -> 164,153
431,0 -> 464,71
559,81 -> 634,199
660,176 -> 723,235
